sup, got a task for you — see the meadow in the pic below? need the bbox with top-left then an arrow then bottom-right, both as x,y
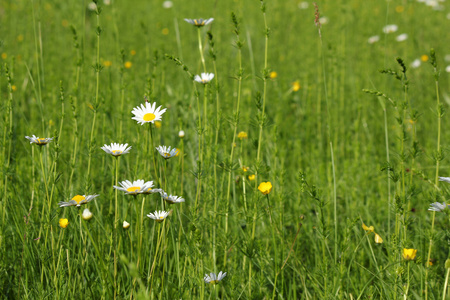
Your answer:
1,0 -> 450,298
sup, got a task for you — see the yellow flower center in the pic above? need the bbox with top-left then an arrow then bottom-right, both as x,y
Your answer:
126,186 -> 140,193
159,216 -> 164,219
71,195 -> 86,204
112,150 -> 123,155
36,138 -> 47,144
164,152 -> 171,157
210,280 -> 219,285
143,113 -> 156,122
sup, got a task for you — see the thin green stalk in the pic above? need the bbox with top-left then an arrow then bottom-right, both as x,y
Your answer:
404,262 -> 410,299
86,3 -> 102,186
31,0 -> 44,133
148,222 -> 165,295
255,6 -> 269,166
426,50 -> 441,300
224,23 -> 243,267
197,28 -> 207,73
2,65 -> 13,227
114,156 -> 120,300
443,267 -> 450,300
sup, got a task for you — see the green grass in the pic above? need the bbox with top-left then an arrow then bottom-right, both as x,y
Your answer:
1,0 -> 450,298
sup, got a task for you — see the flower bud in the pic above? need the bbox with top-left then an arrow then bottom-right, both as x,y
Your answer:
123,221 -> 130,229
82,208 -> 93,221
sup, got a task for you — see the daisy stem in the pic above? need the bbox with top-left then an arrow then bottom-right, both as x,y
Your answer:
114,156 -> 120,300
203,84 -> 208,137
148,222 -> 164,295
164,160 -> 167,191
197,27 -> 207,73
38,147 -> 50,225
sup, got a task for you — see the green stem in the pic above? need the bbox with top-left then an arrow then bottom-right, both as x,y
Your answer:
197,28 -> 206,73
114,156 -> 120,299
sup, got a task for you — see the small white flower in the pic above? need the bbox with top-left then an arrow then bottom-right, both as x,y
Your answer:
298,2 -> 309,9
428,202 -> 448,212
184,18 -> 214,27
178,130 -> 185,138
58,194 -> 99,207
446,65 -> 450,73
131,102 -> 167,125
25,135 -> 54,146
395,33 -> 408,42
161,192 -> 185,204
156,145 -> 179,159
114,180 -> 154,195
123,221 -> 130,229
204,271 -> 227,284
147,210 -> 170,222
439,177 -> 450,183
368,35 -> 380,44
425,0 -> 439,7
383,24 -> 398,34
411,59 -> 421,68
319,17 -> 328,25
88,2 -> 97,11
101,143 -> 132,156
162,1 -> 173,8
194,73 -> 215,84
82,208 -> 93,220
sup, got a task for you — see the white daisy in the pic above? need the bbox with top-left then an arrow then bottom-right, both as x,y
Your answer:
113,180 -> 154,195
25,135 -> 54,146
367,35 -> 380,44
87,2 -> 97,11
147,210 -> 170,222
383,24 -> 398,34
131,102 -> 167,125
194,73 -> 215,84
58,194 -> 99,207
298,2 -> 309,9
141,186 -> 164,195
161,191 -> 185,204
184,18 -> 214,27
162,1 -> 173,8
428,202 -> 448,212
82,208 -> 93,220
101,143 -> 132,156
319,17 -> 328,25
156,145 -> 179,159
411,59 -> 421,68
395,33 -> 408,42
204,271 -> 227,284
439,177 -> 450,183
